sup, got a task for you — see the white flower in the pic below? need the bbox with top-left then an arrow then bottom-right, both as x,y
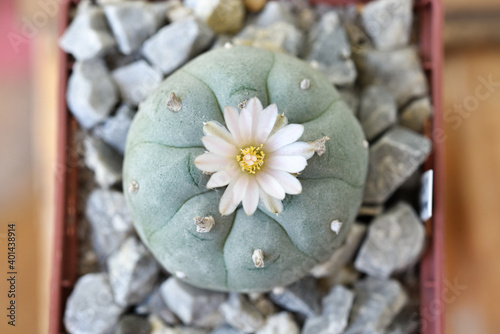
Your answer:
194,97 -> 318,216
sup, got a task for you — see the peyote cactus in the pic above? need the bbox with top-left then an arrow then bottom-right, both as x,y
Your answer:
123,46 -> 368,292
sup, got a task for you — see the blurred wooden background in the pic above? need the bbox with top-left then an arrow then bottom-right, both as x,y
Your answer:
1,0 -> 500,333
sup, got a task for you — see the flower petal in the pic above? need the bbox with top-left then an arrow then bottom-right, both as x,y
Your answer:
202,136 -> 238,158
232,174 -> 249,205
207,169 -> 236,189
194,153 -> 232,172
238,104 -> 253,145
245,97 -> 263,139
219,181 -> 239,216
273,142 -> 315,159
269,114 -> 288,136
224,106 -> 242,144
265,124 -> 304,152
255,104 -> 278,143
266,169 -> 302,195
266,155 -> 307,173
203,121 -> 234,144
259,189 -> 283,215
242,178 -> 259,215
256,172 -> 285,200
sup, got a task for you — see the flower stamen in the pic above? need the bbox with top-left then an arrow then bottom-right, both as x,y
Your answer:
237,145 -> 265,174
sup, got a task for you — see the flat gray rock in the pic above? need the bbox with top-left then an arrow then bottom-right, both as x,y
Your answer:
210,324 -> 245,334
116,314 -> 151,334
64,273 -> 124,334
256,312 -> 299,334
160,278 -> 227,328
104,1 -> 170,54
233,22 -> 305,56
355,202 -> 425,278
105,50 -> 143,72
59,6 -> 116,60
85,188 -> 132,262
143,17 -> 214,75
363,126 -> 431,204
322,265 -> 361,288
269,276 -> 321,317
249,294 -> 276,317
67,59 -> 118,129
399,96 -> 433,133
304,11 -> 356,86
111,60 -> 162,105
84,136 -> 123,188
149,314 -> 210,334
344,278 -> 407,334
136,286 -> 180,325
108,237 -> 160,307
361,0 -> 413,51
310,223 -> 367,278
302,285 -> 354,334
100,104 -> 134,155
165,0 -> 195,23
358,85 -> 397,140
253,2 -> 296,27
220,293 -> 265,333
354,47 -> 428,107
338,88 -> 359,115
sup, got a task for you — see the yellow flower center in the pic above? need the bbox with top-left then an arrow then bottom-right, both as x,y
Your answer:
236,145 -> 265,174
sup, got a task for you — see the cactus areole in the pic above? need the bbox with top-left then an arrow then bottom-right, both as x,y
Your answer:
123,46 -> 368,292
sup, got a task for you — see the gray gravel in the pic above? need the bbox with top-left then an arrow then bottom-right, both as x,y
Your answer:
361,0 -> 413,51
104,1 -> 170,54
363,126 -> 432,204
100,104 -> 134,155
59,6 -> 116,61
256,312 -> 299,334
253,2 -> 296,27
354,47 -> 428,107
233,22 -> 305,56
108,237 -> 160,307
220,293 -> 265,333
355,202 -> 426,278
304,11 -> 356,86
310,222 -> 367,278
160,278 -> 227,328
142,17 -> 214,75
83,136 -> 123,188
85,188 -> 132,262
358,85 -> 397,141
111,60 -> 162,105
302,285 -> 354,334
399,96 -> 433,133
269,276 -> 321,317
67,59 -> 118,129
344,277 -> 408,334
64,273 -> 124,334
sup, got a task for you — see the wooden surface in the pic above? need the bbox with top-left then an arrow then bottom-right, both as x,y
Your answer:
0,1 -> 56,333
444,45 -> 500,334
0,0 -> 499,333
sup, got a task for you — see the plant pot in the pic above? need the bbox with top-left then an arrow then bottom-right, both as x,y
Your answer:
50,0 -> 444,333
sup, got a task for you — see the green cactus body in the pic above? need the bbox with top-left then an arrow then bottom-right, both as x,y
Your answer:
123,46 -> 368,292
